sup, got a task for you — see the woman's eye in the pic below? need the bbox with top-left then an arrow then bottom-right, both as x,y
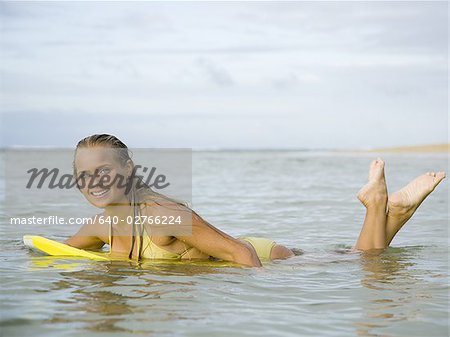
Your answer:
80,172 -> 92,180
99,168 -> 110,175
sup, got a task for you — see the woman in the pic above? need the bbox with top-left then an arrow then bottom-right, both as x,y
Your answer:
65,134 -> 446,267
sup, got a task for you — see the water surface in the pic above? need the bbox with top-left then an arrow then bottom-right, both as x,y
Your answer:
1,151 -> 448,337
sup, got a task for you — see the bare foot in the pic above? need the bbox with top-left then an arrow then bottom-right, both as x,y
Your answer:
357,158 -> 388,208
354,158 -> 388,251
387,171 -> 446,225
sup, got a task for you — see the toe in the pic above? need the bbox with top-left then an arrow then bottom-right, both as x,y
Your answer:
436,172 -> 446,181
374,158 -> 385,169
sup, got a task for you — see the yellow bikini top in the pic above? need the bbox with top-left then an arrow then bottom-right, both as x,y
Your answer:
108,222 -> 189,260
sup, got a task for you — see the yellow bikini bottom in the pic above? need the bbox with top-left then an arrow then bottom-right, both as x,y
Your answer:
238,236 -> 277,260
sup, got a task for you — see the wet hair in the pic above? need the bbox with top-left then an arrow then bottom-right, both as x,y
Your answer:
73,134 -> 191,260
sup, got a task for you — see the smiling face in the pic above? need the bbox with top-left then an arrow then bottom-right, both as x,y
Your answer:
74,147 -> 132,208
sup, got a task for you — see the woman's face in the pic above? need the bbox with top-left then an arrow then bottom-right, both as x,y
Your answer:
74,147 -> 132,208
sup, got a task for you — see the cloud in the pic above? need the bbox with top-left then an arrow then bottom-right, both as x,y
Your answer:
194,58 -> 235,87
0,1 -> 447,148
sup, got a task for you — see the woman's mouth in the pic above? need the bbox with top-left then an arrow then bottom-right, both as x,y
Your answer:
90,188 -> 110,198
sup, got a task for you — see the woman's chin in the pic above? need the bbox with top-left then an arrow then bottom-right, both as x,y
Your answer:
89,199 -> 111,208
88,195 -> 128,208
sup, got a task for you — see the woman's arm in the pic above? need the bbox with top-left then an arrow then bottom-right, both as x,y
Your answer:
64,216 -> 106,250
146,204 -> 262,267
179,212 -> 262,267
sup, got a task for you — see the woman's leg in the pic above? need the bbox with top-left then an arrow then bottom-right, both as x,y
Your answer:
273,158 -> 391,257
354,158 -> 388,250
385,171 -> 446,246
273,163 -> 446,258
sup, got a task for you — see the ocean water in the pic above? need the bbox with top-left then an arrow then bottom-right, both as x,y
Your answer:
0,150 -> 448,337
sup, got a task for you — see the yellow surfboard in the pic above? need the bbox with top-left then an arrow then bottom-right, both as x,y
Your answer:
23,235 -> 112,261
23,235 -> 244,267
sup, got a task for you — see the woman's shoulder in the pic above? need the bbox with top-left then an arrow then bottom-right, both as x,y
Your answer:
137,198 -> 195,232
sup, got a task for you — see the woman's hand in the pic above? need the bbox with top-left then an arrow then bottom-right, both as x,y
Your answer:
64,215 -> 106,250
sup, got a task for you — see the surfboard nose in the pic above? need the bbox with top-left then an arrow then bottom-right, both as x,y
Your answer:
23,235 -> 34,249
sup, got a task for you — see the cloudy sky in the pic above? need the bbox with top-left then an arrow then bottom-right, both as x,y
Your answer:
0,1 -> 447,149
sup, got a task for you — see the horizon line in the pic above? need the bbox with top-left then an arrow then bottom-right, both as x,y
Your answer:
0,143 -> 448,152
